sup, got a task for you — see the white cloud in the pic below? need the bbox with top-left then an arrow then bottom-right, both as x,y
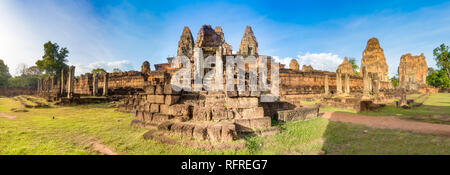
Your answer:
271,56 -> 293,67
297,52 -> 343,72
71,60 -> 135,75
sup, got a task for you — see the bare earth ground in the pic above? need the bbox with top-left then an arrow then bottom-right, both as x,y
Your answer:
322,112 -> 450,136
90,140 -> 118,155
0,112 -> 16,119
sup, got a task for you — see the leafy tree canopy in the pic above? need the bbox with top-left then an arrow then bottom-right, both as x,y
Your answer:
92,68 -> 107,75
433,44 -> 449,78
112,68 -> 122,73
348,57 -> 360,76
426,69 -> 450,88
35,41 -> 69,79
390,75 -> 399,87
0,59 -> 12,86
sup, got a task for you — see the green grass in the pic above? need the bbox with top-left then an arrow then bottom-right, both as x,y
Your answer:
322,121 -> 450,155
318,93 -> 450,124
359,93 -> 450,124
1,96 -> 449,155
0,97 -> 247,155
248,117 -> 450,155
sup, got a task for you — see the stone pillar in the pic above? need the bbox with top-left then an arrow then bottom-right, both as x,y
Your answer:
60,69 -> 65,95
103,73 -> 108,96
215,46 -> 224,91
344,74 -> 350,94
374,74 -> 380,95
324,75 -> 329,95
193,47 -> 204,91
67,66 -> 75,99
362,67 -> 370,98
336,72 -> 342,94
92,73 -> 98,96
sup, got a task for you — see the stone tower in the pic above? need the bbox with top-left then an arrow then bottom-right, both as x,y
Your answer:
214,26 -> 233,55
337,57 -> 354,75
238,26 -> 258,57
361,37 -> 389,81
141,61 -> 151,74
289,59 -> 299,71
398,53 -> 428,90
177,26 -> 195,59
195,25 -> 223,57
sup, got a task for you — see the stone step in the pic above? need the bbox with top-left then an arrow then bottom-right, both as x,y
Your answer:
134,110 -> 175,124
157,121 -> 237,142
234,117 -> 272,132
277,107 -> 319,122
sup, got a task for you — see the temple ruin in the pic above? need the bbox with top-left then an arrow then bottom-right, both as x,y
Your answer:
35,25 -> 438,146
398,53 -> 428,90
361,37 -> 389,81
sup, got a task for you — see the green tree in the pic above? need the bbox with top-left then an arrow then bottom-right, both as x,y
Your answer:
390,75 -> 399,87
0,59 -> 12,86
426,69 -> 450,88
35,41 -> 69,79
427,67 -> 436,76
433,44 -> 449,78
348,57 -> 360,76
92,68 -> 107,75
112,68 -> 122,73
7,64 -> 41,88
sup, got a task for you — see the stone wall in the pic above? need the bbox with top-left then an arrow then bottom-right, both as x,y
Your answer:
0,86 -> 36,97
37,70 -> 148,100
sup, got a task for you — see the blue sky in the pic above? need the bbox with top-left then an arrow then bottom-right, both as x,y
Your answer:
0,0 -> 449,76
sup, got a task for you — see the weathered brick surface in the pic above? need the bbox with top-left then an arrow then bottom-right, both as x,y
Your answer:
165,95 -> 180,105
150,104 -> 160,113
147,95 -> 165,104
193,107 -> 211,121
277,108 -> 319,122
211,107 -> 228,121
239,107 -> 264,119
152,114 -> 173,123
207,124 -> 223,142
225,97 -> 259,108
235,117 -> 271,131
155,85 -> 164,95
193,124 -> 208,140
158,121 -> 174,132
221,123 -> 236,142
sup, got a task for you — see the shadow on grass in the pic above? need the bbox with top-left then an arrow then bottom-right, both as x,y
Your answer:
356,104 -> 450,125
320,119 -> 450,155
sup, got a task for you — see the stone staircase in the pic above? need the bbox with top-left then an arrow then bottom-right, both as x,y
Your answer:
118,84 -> 279,144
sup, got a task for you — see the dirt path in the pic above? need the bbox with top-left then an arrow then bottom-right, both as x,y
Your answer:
0,112 -> 16,119
89,140 -> 118,155
322,112 -> 450,136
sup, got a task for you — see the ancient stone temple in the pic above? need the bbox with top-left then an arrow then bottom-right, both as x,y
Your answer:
302,65 -> 314,72
141,61 -> 151,74
214,26 -> 233,55
177,27 -> 195,59
36,25 -> 420,147
398,53 -> 428,90
361,37 -> 389,81
337,57 -> 354,75
238,26 -> 258,57
289,59 -> 300,71
195,25 -> 231,57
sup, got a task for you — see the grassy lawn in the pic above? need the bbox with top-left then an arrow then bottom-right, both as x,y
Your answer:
1,96 -> 449,155
314,93 -> 450,125
359,93 -> 450,124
